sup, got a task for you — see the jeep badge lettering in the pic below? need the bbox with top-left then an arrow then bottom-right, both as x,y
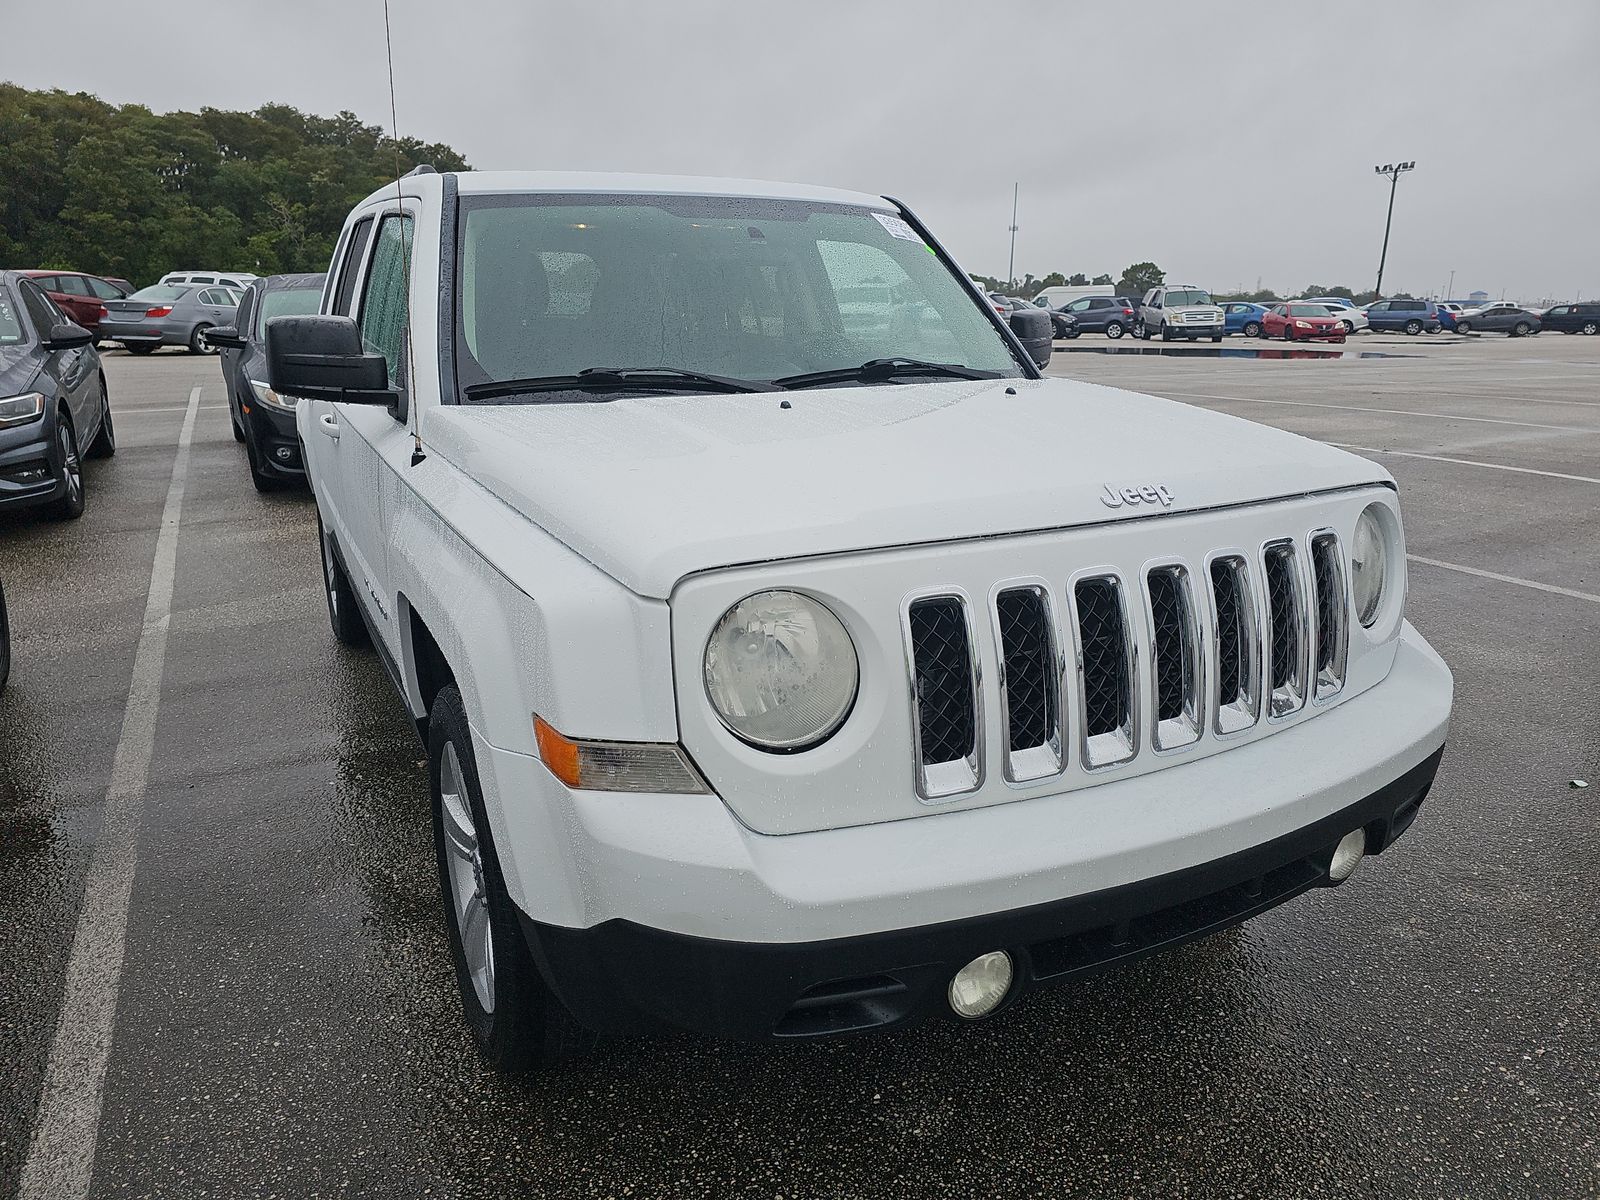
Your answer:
1100,482 -> 1175,509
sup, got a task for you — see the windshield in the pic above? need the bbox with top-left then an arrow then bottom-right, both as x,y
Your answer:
0,290 -> 24,344
1164,289 -> 1212,306
454,194 -> 1023,397
1288,304 -> 1333,317
255,287 -> 323,336
130,285 -> 189,303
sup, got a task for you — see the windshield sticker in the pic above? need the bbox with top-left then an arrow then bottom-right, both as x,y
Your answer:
872,212 -> 922,243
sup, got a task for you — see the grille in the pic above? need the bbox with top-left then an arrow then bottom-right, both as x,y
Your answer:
1264,542 -> 1308,717
905,595 -> 981,798
1210,556 -> 1260,734
1074,577 -> 1135,766
1310,532 -> 1348,698
994,587 -> 1062,780
1147,566 -> 1201,749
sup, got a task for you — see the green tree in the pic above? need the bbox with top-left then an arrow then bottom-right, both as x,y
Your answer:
1117,261 -> 1164,295
1091,273 -> 1113,286
1066,272 -> 1088,287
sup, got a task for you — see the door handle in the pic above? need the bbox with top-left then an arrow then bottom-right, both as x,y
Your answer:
318,413 -> 340,440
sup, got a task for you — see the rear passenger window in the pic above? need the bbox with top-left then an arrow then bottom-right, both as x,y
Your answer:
57,276 -> 92,296
88,277 -> 123,300
359,213 -> 415,386
334,217 -> 376,315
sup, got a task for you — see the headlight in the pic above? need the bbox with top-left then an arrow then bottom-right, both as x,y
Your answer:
0,392 -> 46,428
703,590 -> 858,751
1295,320 -> 1311,329
249,379 -> 299,411
1351,504 -> 1389,626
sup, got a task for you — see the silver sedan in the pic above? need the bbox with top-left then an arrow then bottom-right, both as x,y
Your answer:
99,284 -> 242,355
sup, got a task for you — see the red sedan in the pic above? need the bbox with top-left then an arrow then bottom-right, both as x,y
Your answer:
17,270 -> 131,340
1262,302 -> 1347,342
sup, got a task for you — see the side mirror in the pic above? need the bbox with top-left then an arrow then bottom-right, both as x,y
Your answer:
207,326 -> 247,350
47,323 -> 93,350
266,315 -> 397,406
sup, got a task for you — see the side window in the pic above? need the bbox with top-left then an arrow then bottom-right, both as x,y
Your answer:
19,282 -> 59,335
235,287 -> 256,334
198,288 -> 218,305
1369,301 -> 1388,312
359,213 -> 415,387
88,277 -> 122,300
32,275 -> 60,293
1067,298 -> 1090,312
57,275 -> 92,297
334,216 -> 376,315
191,275 -> 216,285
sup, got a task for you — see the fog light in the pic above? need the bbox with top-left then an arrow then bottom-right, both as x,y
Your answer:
1329,828 -> 1366,882
948,951 -> 1013,1019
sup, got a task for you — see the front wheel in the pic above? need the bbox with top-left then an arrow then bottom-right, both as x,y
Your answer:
429,685 -> 592,1074
1211,334 -> 1223,343
317,511 -> 370,648
1242,321 -> 1262,338
1340,319 -> 1355,335
1105,321 -> 1124,339
1404,320 -> 1423,336
86,384 -> 116,459
1513,322 -> 1532,337
1456,320 -> 1472,333
50,419 -> 85,521
188,324 -> 214,354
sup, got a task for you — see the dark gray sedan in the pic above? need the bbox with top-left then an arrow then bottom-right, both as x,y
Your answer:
1454,303 -> 1542,337
99,284 -> 241,354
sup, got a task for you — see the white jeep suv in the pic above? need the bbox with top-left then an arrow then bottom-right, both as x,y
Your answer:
269,170 -> 1452,1071
1137,285 -> 1226,341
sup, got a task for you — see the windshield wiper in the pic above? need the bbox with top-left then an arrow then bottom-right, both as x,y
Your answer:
772,358 -> 1004,390
464,366 -> 779,402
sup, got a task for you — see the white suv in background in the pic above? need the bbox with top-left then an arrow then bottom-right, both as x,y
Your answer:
268,170 -> 1452,1073
1137,285 -> 1225,341
1308,297 -> 1370,335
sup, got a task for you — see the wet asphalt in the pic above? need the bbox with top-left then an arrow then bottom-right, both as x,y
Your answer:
1,334 -> 1597,1198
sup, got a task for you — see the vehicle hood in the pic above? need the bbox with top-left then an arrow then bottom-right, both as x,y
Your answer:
423,376 -> 1390,599
0,344 -> 42,396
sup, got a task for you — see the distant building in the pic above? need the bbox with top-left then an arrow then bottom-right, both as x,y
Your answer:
1468,290 -> 1490,304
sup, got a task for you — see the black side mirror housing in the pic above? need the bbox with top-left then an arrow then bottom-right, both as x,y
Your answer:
47,323 -> 94,350
265,315 -> 398,407
207,326 -> 246,350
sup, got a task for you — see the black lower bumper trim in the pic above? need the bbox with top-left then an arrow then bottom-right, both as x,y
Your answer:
522,747 -> 1444,1043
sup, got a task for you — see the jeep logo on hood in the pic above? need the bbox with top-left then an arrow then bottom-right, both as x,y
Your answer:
1100,482 -> 1175,509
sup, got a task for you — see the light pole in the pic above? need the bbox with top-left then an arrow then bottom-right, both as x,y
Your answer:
1007,182 -> 1019,290
1446,268 -> 1455,303
1372,161 -> 1415,298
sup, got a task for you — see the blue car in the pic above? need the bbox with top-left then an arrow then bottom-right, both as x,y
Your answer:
1223,302 -> 1270,337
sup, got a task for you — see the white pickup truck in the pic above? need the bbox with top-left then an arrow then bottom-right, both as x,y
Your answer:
269,170 -> 1452,1072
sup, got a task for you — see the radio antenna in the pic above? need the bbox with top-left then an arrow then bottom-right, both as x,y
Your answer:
382,0 -> 426,466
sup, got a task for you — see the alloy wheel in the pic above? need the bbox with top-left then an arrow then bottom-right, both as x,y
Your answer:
59,425 -> 82,505
439,742 -> 495,1012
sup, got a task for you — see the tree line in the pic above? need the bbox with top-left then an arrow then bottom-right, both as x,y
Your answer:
975,262 -> 1406,305
0,83 -> 470,287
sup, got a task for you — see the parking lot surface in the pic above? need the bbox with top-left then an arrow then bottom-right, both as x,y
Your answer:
2,335 -> 1598,1198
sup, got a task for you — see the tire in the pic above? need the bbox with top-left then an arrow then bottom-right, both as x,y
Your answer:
126,343 -> 158,356
1582,321 -> 1598,336
232,414 -> 246,443
188,324 -> 214,354
0,580 -> 9,694
429,684 -> 592,1074
1513,322 -> 1531,337
1134,321 -> 1147,340
1456,321 -> 1471,333
85,383 -> 116,459
1243,321 -> 1261,338
1105,322 -> 1124,340
1340,319 -> 1354,335
317,511 -> 370,648
1211,335 -> 1223,343
1404,320 -> 1422,336
1284,326 -> 1296,342
49,417 -> 85,521
1160,325 -> 1174,341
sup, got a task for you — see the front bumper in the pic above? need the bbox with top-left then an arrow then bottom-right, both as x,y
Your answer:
526,747 -> 1441,1041
242,397 -> 306,477
0,425 -> 64,509
480,625 -> 1452,1040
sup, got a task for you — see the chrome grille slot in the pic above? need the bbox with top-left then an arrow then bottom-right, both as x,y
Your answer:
993,585 -> 1064,782
1145,565 -> 1202,750
904,594 -> 983,800
1263,540 -> 1309,718
1072,576 -> 1137,768
1210,555 -> 1261,735
1310,531 -> 1348,699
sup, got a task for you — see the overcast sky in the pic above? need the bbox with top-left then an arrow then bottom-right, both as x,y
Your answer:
5,2 -> 1596,301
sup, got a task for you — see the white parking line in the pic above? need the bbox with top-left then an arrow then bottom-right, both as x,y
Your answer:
18,385 -> 202,1200
1408,554 -> 1600,606
115,403 -> 228,415
1329,444 -> 1600,485
1159,390 -> 1600,435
